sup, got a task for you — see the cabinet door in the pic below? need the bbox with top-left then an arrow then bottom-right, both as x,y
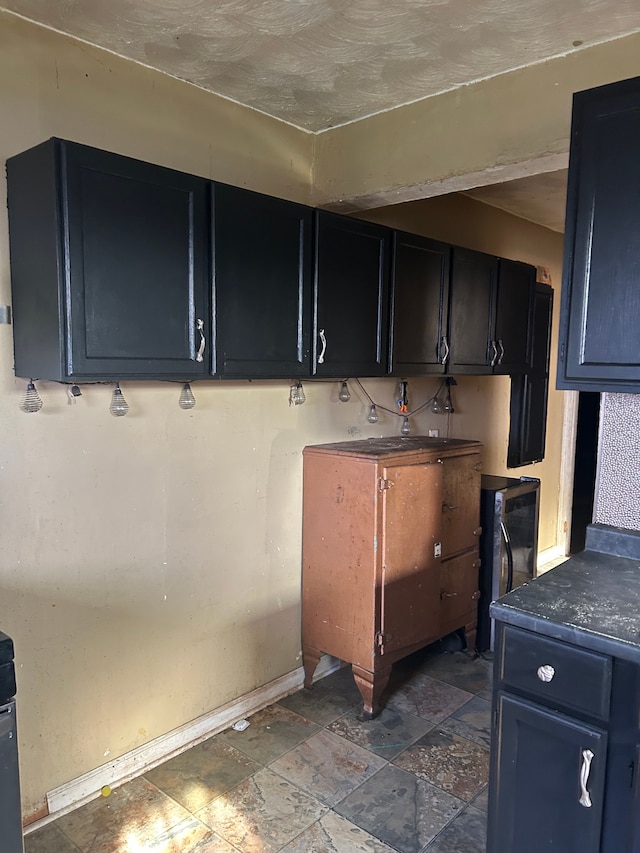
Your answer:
489,692 -> 607,853
448,247 -> 498,374
313,212 -> 390,377
389,232 -> 451,375
440,453 -> 482,559
64,142 -> 210,379
379,461 -> 441,656
493,259 -> 535,375
439,550 -> 480,637
508,284 -> 553,467
558,77 -> 640,391
213,183 -> 312,377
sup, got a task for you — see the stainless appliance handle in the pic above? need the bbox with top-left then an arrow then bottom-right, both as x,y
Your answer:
500,520 -> 514,593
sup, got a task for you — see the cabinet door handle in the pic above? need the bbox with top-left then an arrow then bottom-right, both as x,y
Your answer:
318,329 -> 327,364
195,318 -> 206,363
579,749 -> 594,808
440,335 -> 450,364
489,340 -> 498,367
440,590 -> 458,599
442,502 -> 458,511
497,338 -> 505,364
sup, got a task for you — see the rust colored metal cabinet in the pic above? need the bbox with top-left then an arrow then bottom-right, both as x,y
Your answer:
302,436 -> 482,718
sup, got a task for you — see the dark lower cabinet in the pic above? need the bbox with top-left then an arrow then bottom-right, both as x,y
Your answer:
213,183 -> 313,378
489,622 -> 640,853
313,212 -> 391,377
388,231 -> 451,374
7,138 -> 210,381
491,693 -> 607,853
558,75 -> 640,392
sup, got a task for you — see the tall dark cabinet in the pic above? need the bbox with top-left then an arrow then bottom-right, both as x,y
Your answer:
7,138 -> 210,381
558,74 -> 640,392
508,283 -> 553,467
313,212 -> 391,377
212,183 -> 313,378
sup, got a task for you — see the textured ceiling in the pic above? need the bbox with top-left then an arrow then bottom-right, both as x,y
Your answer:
3,0 -> 636,231
2,0 -> 640,132
465,170 -> 569,233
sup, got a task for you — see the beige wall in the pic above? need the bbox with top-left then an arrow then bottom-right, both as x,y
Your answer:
0,12 -> 571,822
360,195 -> 566,554
313,31 -> 640,210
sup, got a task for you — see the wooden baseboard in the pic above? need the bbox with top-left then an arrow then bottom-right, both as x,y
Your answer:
25,654 -> 342,833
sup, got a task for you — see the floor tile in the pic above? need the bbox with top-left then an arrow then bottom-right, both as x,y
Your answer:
217,704 -> 320,764
418,652 -> 491,695
327,704 -> 433,760
423,805 -> 487,852
470,785 -> 489,813
280,810 -> 398,852
270,729 -> 386,806
393,729 -> 490,802
196,767 -> 327,853
335,764 -> 464,853
145,736 -> 261,812
278,677 -> 360,726
387,670 -> 474,723
441,696 -> 492,749
53,776 -> 212,853
24,823 -> 82,853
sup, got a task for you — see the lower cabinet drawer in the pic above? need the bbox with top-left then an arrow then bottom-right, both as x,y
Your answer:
499,625 -> 612,721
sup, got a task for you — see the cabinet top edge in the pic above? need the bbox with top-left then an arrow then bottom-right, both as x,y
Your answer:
303,436 -> 482,459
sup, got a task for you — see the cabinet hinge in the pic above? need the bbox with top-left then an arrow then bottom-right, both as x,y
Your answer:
375,631 -> 386,649
378,478 -> 395,492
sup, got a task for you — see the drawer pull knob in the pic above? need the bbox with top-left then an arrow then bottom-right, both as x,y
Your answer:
537,664 -> 555,682
579,749 -> 594,808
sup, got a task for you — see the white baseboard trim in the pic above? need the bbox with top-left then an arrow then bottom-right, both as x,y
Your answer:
537,544 -> 567,572
28,654 -> 342,833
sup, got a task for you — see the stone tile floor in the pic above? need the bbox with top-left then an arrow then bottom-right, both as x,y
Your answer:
25,645 -> 492,853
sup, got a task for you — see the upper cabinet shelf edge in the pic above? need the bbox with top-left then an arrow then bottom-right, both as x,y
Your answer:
6,138 -> 211,381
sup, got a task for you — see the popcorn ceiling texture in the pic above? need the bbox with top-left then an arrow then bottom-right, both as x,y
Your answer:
594,393 -> 640,531
2,0 -> 640,130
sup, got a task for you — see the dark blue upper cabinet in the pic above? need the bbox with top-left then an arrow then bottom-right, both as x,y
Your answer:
389,231 -> 451,375
7,138 -> 210,381
313,212 -> 391,377
558,75 -> 640,392
448,247 -> 498,374
212,183 -> 313,378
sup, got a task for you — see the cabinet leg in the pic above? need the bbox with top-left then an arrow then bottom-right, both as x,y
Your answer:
352,664 -> 392,719
302,645 -> 321,689
464,620 -> 478,657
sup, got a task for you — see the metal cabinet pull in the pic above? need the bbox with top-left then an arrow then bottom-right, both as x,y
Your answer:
579,749 -> 594,808
440,335 -> 450,364
489,340 -> 498,367
195,318 -> 206,363
318,329 -> 327,364
537,664 -> 555,682
497,339 -> 505,364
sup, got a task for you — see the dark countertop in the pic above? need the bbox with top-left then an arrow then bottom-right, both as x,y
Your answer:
490,549 -> 640,662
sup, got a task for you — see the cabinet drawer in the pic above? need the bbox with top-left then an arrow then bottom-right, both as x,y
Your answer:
499,626 -> 612,721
